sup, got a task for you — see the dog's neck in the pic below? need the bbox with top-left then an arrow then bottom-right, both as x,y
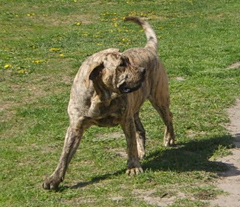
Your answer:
88,81 -> 121,117
92,80 -> 111,101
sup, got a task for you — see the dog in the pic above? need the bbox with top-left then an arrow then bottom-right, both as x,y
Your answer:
43,16 -> 175,190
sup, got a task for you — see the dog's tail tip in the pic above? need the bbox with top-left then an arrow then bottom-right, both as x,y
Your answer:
124,16 -> 138,21
124,16 -> 143,25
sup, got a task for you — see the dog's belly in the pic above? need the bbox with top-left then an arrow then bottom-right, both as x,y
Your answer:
93,115 -> 121,127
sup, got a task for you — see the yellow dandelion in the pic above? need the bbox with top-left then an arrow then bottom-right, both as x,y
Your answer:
50,47 -> 61,52
75,22 -> 82,26
32,60 -> 44,64
4,64 -> 11,69
59,54 -> 64,57
27,13 -> 35,17
18,69 -> 27,74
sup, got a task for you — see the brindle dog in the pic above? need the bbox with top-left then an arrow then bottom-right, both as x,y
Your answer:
43,17 -> 175,190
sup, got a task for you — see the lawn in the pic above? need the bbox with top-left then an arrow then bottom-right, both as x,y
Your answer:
0,0 -> 240,206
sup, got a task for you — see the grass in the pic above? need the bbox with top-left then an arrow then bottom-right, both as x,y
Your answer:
1,0 -> 240,206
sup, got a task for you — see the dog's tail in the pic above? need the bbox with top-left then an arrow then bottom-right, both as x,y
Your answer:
124,16 -> 158,52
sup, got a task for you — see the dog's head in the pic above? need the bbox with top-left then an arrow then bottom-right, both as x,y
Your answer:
86,52 -> 146,94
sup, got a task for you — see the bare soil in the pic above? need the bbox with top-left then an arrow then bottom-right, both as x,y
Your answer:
210,99 -> 240,207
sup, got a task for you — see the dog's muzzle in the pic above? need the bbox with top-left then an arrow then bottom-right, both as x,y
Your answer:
119,68 -> 146,94
119,82 -> 142,93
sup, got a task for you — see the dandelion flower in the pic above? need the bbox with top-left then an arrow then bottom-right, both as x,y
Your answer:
75,22 -> 82,26
18,69 -> 27,74
4,64 -> 11,69
50,47 -> 61,52
27,13 -> 35,17
32,60 -> 44,64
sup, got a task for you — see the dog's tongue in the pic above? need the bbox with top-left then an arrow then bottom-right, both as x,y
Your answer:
123,88 -> 131,93
119,82 -> 142,93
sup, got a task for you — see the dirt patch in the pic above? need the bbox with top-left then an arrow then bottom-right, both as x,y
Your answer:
210,99 -> 240,207
132,189 -> 185,207
227,62 -> 240,70
175,76 -> 186,81
38,14 -> 97,26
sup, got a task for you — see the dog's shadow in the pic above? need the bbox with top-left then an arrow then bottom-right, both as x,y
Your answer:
65,134 -> 238,190
143,135 -> 237,174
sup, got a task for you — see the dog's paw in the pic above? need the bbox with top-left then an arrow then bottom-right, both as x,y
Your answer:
42,177 -> 61,190
164,138 -> 175,147
126,167 -> 143,176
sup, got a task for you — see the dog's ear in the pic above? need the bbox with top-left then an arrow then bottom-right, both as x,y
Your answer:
89,62 -> 104,81
85,62 -> 104,88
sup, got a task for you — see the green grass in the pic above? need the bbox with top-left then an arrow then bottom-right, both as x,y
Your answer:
1,0 -> 240,206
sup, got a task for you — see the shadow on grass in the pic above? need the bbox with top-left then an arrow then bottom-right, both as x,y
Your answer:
70,169 -> 125,190
143,135 -> 236,174
68,134 -> 238,190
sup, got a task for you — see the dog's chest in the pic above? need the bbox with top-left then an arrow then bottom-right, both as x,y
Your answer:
90,97 -> 127,127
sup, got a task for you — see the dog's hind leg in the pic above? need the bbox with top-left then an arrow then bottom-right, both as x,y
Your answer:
134,112 -> 146,159
149,97 -> 175,147
161,108 -> 175,147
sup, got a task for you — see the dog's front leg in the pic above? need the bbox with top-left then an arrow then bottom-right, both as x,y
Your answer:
134,112 -> 146,159
43,126 -> 83,190
121,116 -> 143,175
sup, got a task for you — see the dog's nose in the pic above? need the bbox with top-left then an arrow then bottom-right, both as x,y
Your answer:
141,68 -> 146,75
